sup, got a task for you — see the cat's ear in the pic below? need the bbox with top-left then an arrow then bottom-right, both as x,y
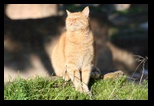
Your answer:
66,10 -> 71,15
82,6 -> 90,18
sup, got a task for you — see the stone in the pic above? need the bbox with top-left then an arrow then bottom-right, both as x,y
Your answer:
113,4 -> 131,11
103,70 -> 124,80
5,4 -> 58,19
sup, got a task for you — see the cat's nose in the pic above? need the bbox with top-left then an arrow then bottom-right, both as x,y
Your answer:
70,23 -> 73,26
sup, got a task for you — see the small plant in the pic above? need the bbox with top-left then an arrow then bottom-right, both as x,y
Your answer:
132,55 -> 148,84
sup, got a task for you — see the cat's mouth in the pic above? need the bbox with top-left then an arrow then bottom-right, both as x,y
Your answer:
69,28 -> 78,31
67,26 -> 79,31
68,22 -> 80,26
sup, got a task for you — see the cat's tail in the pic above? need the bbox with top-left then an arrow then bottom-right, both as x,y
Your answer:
91,65 -> 101,78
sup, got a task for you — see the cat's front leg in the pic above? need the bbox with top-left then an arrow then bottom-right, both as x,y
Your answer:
81,64 -> 92,92
62,71 -> 70,81
66,64 -> 82,92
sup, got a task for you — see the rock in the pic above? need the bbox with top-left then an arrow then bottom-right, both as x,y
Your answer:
5,4 -> 58,19
113,4 -> 131,11
103,70 -> 124,80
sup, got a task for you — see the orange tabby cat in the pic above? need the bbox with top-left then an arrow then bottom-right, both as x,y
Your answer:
51,6 -> 100,92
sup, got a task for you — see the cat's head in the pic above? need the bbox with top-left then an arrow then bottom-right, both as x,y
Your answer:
66,6 -> 90,31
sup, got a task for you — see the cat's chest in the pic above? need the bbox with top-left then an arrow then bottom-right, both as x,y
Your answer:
79,45 -> 93,58
67,42 -> 93,54
78,45 -> 94,68
65,34 -> 94,66
66,43 -> 94,66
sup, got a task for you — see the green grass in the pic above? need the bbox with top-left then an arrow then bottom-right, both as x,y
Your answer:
4,76 -> 148,100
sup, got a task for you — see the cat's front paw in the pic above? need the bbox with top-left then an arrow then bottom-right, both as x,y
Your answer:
82,84 -> 90,93
62,74 -> 70,81
76,84 -> 89,93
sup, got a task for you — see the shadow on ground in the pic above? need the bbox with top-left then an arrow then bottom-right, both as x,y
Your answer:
4,4 -> 148,82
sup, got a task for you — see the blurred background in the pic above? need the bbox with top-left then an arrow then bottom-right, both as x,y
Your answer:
4,4 -> 148,82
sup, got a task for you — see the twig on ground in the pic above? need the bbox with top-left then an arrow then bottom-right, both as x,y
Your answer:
132,55 -> 148,84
